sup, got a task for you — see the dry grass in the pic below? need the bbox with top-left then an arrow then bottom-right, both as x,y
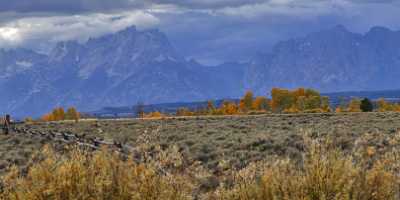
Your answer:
209,138 -> 400,200
15,112 -> 400,170
2,135 -> 400,200
2,113 -> 400,199
0,145 -> 194,200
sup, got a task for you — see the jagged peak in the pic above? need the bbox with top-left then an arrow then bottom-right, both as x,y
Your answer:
85,26 -> 168,45
48,40 -> 83,62
85,26 -> 138,45
309,25 -> 354,37
115,26 -> 167,39
50,40 -> 82,54
366,26 -> 393,37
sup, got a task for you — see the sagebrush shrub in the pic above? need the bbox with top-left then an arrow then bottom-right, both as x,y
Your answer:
2,137 -> 400,200
0,146 -> 193,200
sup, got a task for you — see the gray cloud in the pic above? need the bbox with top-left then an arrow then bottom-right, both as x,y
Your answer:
0,0 -> 146,13
0,0 -> 398,64
0,11 -> 159,50
1,0 -> 397,14
154,0 -> 400,64
149,0 -> 268,9
0,0 -> 314,13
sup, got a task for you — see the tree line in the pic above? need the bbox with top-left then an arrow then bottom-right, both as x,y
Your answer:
40,107 -> 81,122
35,88 -> 400,121
141,88 -> 400,118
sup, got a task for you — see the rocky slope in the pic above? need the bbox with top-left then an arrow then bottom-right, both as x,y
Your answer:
245,25 -> 400,94
0,26 -> 245,117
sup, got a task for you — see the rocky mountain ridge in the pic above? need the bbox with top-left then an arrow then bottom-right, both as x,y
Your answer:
1,25 -> 400,117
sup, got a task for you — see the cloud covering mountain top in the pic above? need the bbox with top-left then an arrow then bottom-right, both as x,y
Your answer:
0,0 -> 399,64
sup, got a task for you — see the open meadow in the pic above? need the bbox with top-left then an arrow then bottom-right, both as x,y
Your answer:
2,112 -> 400,199
2,112 -> 400,172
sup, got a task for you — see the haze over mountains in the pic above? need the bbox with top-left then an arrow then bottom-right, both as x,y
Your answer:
1,25 -> 399,117
246,25 -> 400,94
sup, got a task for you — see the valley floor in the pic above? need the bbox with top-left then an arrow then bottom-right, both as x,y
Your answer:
2,112 -> 400,174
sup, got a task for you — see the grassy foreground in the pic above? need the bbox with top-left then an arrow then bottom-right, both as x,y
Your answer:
1,136 -> 400,200
15,112 -> 400,171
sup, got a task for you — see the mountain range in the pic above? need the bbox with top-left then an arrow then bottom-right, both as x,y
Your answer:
1,25 -> 399,117
245,25 -> 400,94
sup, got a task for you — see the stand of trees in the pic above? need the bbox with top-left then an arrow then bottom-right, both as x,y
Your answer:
31,88 -> 400,121
171,88 -> 400,118
337,98 -> 400,113
377,98 -> 400,112
270,88 -> 330,113
172,88 -> 330,117
42,107 -> 80,122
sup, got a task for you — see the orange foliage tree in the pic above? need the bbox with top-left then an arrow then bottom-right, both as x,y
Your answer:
42,107 -> 80,122
239,91 -> 254,112
220,101 -> 239,115
41,113 -> 55,122
252,96 -> 270,111
42,107 -> 64,122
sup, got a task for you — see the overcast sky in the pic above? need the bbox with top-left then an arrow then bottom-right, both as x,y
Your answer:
0,0 -> 399,64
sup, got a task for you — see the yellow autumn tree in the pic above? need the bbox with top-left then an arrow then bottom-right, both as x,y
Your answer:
271,88 -> 329,113
52,107 -> 65,121
271,88 -> 294,112
377,98 -> 392,112
376,98 -> 400,112
348,98 -> 362,112
321,96 -> 331,112
66,107 -> 80,122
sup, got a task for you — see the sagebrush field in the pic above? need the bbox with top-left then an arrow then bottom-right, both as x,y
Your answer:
2,112 -> 400,199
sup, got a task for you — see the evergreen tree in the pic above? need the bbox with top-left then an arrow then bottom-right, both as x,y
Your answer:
360,98 -> 373,112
